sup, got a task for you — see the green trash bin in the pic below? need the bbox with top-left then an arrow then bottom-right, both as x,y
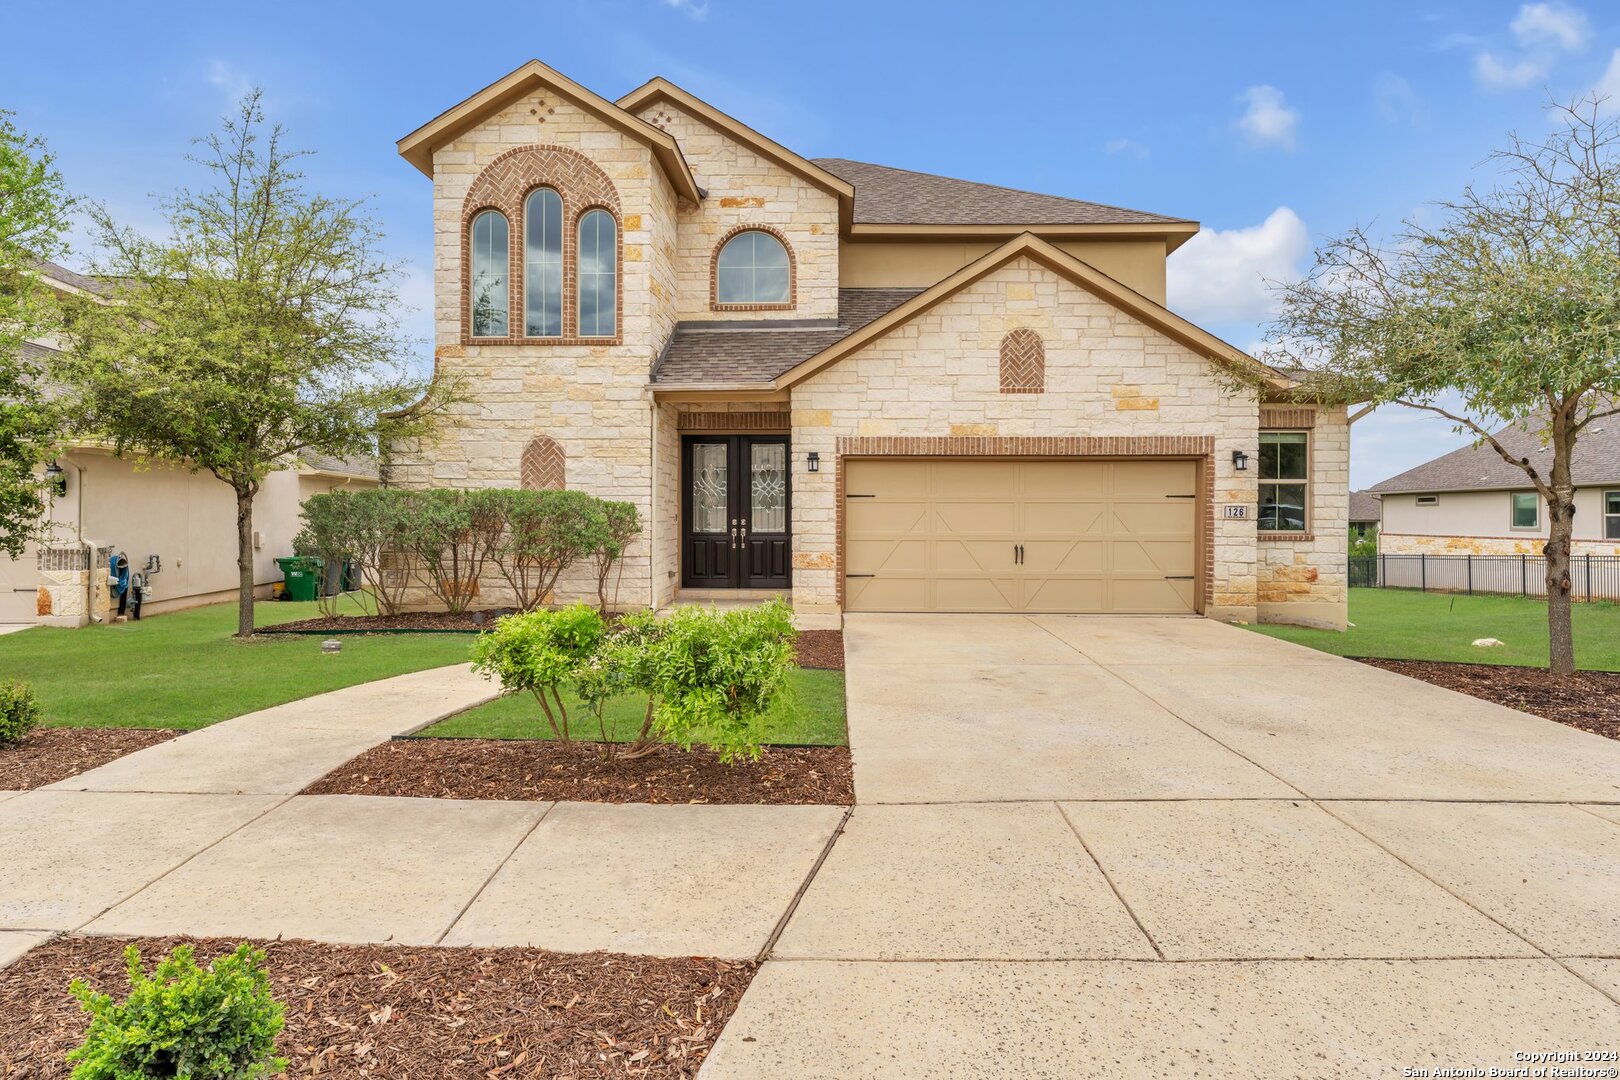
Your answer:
276,556 -> 323,602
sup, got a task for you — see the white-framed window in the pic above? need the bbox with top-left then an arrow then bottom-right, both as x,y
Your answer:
715,229 -> 790,304
1605,490 -> 1620,540
468,209 -> 509,337
1416,495 -> 1439,506
576,209 -> 616,338
523,187 -> 563,338
1258,430 -> 1308,533
1510,491 -> 1540,530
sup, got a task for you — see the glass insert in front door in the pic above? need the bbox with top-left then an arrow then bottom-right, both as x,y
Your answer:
749,442 -> 787,533
691,442 -> 729,533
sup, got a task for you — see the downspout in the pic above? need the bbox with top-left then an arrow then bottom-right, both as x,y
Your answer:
648,396 -> 660,612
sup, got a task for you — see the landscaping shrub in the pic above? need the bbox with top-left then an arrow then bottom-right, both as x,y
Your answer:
297,489 -> 415,616
573,609 -> 666,758
490,489 -> 604,611
0,678 -> 40,744
404,488 -> 507,615
471,603 -> 606,742
590,500 -> 643,614
67,942 -> 285,1079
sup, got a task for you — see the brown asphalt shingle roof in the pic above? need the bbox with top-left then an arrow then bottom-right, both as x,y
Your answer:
813,158 -> 1191,227
1349,490 -> 1382,523
1370,418 -> 1620,493
33,260 -> 115,297
653,288 -> 922,386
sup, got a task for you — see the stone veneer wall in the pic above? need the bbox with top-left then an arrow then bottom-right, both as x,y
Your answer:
634,101 -> 839,322
786,256 -> 1261,620
34,544 -> 112,627
1380,533 -> 1620,557
387,89 -> 682,610
1254,405 -> 1350,629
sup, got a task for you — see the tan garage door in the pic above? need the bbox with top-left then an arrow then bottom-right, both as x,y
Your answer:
843,458 -> 1198,614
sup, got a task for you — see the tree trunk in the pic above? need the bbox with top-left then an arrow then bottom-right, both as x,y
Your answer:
235,485 -> 256,638
1545,411 -> 1577,676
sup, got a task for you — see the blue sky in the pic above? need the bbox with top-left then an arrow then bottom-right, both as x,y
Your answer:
6,0 -> 1618,488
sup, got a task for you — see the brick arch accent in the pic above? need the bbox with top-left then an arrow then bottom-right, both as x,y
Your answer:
460,145 -> 623,345
1000,328 -> 1045,393
520,436 -> 566,491
710,223 -> 797,312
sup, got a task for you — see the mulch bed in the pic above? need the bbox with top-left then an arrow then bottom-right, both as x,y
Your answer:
0,727 -> 179,791
1356,657 -> 1620,740
794,629 -> 843,671
0,934 -> 752,1079
259,608 -> 509,633
305,739 -> 854,805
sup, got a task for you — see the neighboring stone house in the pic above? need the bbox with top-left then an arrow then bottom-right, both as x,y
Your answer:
388,60 -> 1350,629
0,262 -> 381,627
1373,420 -> 1620,559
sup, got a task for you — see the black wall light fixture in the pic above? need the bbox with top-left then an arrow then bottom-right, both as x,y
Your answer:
1232,449 -> 1249,471
806,451 -> 819,472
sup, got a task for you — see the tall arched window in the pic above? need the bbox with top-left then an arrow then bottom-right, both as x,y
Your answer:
577,209 -> 617,338
524,188 -> 563,337
468,210 -> 509,337
715,229 -> 790,305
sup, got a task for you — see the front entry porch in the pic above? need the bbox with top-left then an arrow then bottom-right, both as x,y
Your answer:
681,434 -> 792,590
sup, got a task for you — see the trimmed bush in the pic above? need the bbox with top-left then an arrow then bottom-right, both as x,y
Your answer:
297,489 -> 416,615
68,942 -> 286,1079
471,603 -> 606,742
590,500 -> 642,614
403,488 -> 507,615
0,678 -> 40,744
491,489 -> 604,612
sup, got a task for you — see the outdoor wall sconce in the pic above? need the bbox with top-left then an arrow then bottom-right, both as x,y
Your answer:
806,451 -> 820,473
1231,449 -> 1250,471
44,460 -> 67,497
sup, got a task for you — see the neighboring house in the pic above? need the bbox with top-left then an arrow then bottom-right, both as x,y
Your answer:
387,60 -> 1350,629
0,262 -> 380,627
1349,490 -> 1381,542
1372,419 -> 1620,558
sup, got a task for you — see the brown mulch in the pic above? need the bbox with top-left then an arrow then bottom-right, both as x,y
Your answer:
0,727 -> 179,790
0,934 -> 752,1079
304,738 -> 853,805
259,608 -> 509,633
1356,657 -> 1620,740
794,629 -> 844,671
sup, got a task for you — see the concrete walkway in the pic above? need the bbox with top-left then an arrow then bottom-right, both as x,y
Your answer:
701,614 -> 1620,1079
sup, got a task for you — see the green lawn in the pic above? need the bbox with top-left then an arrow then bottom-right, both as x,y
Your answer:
420,667 -> 848,746
0,597 -> 475,731
1250,588 -> 1620,671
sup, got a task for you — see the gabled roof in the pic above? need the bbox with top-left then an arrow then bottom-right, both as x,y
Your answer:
1370,418 -> 1620,494
652,289 -> 922,387
397,61 -> 701,202
815,157 -> 1193,231
33,260 -> 114,297
1349,490 -> 1383,523
772,233 -> 1282,390
298,452 -> 381,482
617,77 -> 855,216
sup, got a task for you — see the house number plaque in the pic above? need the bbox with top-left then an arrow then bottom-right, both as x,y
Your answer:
1223,505 -> 1250,519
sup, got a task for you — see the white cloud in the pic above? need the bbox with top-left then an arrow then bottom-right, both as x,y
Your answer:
1510,2 -> 1590,51
1475,50 -> 1545,89
1165,207 -> 1309,325
659,0 -> 708,18
1373,72 -> 1423,124
1104,137 -> 1149,159
1236,85 -> 1299,150
1596,48 -> 1620,112
205,59 -> 253,102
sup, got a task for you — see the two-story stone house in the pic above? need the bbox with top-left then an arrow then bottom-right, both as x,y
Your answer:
389,60 -> 1348,629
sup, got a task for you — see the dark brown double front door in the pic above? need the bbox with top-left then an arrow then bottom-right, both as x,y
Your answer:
681,435 -> 791,589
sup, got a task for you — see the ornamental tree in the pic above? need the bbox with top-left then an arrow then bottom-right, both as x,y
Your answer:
1265,96 -> 1620,675
0,111 -> 72,558
55,92 -> 451,637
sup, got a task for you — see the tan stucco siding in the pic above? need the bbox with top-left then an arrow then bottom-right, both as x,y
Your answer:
1380,487 -> 1618,551
632,102 -> 840,321
1254,407 -> 1349,629
787,255 -> 1259,618
838,238 -> 1169,304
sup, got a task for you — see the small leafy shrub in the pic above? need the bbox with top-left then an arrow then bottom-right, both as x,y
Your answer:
0,678 -> 40,744
491,489 -> 604,611
404,488 -> 508,615
68,942 -> 285,1079
471,603 -> 606,742
298,489 -> 416,615
590,500 -> 643,614
573,609 -> 666,758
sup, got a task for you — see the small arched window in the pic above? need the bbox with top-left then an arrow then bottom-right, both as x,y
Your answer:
577,209 -> 617,338
716,229 -> 790,305
524,188 -> 563,337
469,210 -> 509,337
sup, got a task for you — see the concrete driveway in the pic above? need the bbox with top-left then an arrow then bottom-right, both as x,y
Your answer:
702,614 -> 1620,1079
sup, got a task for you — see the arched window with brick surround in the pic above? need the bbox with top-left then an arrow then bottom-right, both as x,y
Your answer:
1000,328 -> 1045,393
577,209 -> 617,337
712,226 -> 794,310
468,209 -> 509,338
520,436 -> 565,491
523,187 -> 563,338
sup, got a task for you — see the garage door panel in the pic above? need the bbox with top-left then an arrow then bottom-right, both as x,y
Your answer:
843,459 -> 1197,614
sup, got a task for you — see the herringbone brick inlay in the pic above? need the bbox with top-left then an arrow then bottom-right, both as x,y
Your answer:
520,436 -> 566,491
1000,328 -> 1045,393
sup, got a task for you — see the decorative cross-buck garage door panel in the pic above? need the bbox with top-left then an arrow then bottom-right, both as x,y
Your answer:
843,458 -> 1198,614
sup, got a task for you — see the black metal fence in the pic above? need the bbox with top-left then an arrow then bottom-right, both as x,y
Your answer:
1351,553 -> 1620,601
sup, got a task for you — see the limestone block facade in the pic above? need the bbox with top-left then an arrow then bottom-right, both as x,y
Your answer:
392,60 -> 1352,628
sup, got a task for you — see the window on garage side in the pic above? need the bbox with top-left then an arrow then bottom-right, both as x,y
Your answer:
1258,431 -> 1308,533
1510,491 -> 1540,529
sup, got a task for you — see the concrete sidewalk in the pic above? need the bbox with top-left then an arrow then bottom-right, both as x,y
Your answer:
701,614 -> 1620,1079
